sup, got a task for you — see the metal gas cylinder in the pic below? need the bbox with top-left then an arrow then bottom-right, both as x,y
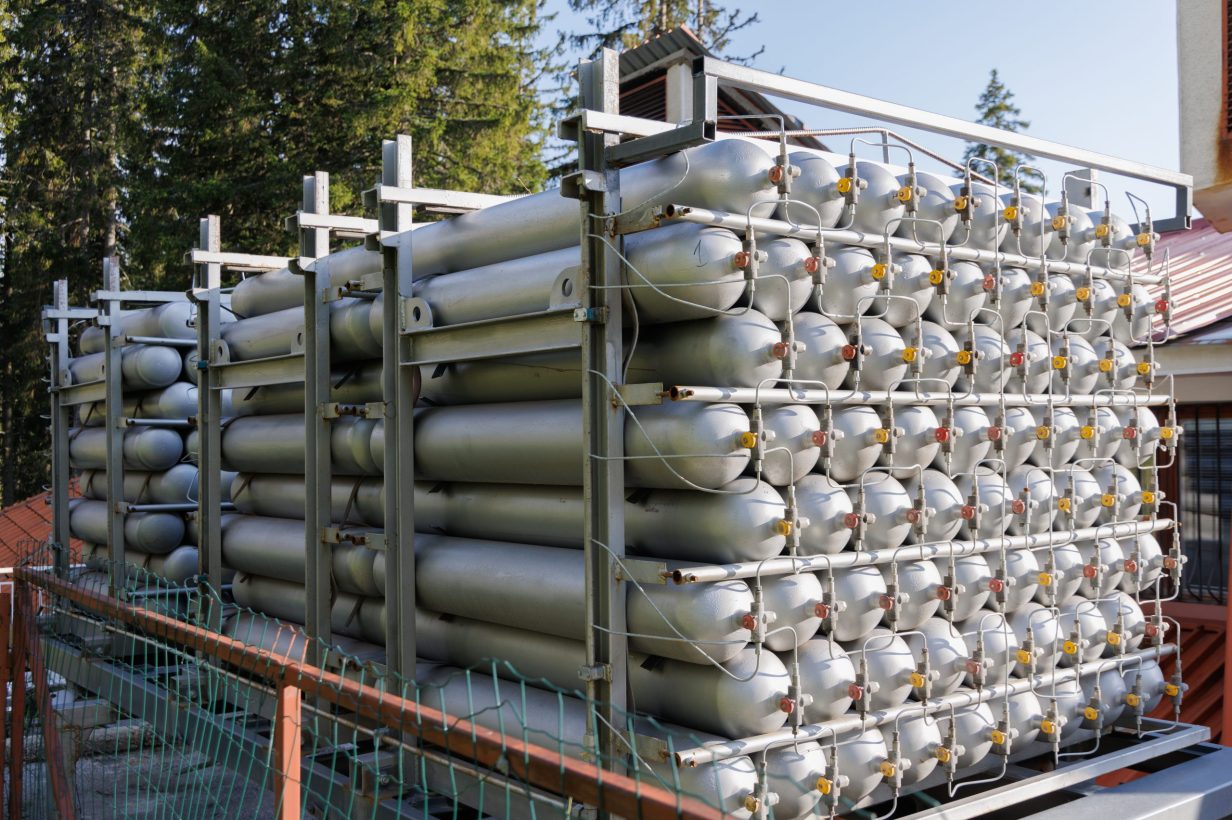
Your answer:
148,545 -> 202,585
845,317 -> 908,392
869,252 -> 936,328
950,702 -> 996,771
221,414 -> 377,476
1008,602 -> 1062,675
1098,591 -> 1146,654
748,236 -> 814,320
1116,406 -> 1162,468
827,406 -> 885,482
747,404 -> 821,487
879,559 -> 942,630
904,617 -> 970,697
845,473 -> 913,551
952,324 -> 1011,394
1113,283 -> 1155,343
766,741 -> 827,820
1081,667 -> 1129,726
68,426 -> 184,472
911,321 -> 961,388
990,266 -> 1034,331
780,151 -> 845,229
850,161 -> 907,237
623,223 -> 752,321
936,405 -> 993,477
985,547 -> 1041,612
1091,337 -> 1138,391
1048,677 -> 1087,739
1123,658 -> 1167,714
795,637 -> 857,721
1092,462 -> 1143,524
1006,465 -> 1057,536
823,565 -> 889,643
1029,406 -> 1081,468
1118,533 -> 1164,595
795,475 -> 855,555
1006,690 -> 1044,749
1052,465 -> 1103,529
1025,274 -> 1078,338
813,246 -> 880,322
1050,333 -> 1100,395
881,405 -> 940,479
1001,406 -> 1039,471
1003,326 -> 1051,395
955,469 -> 1013,541
835,726 -> 889,804
1068,277 -> 1119,341
957,611 -> 1019,685
1057,599 -> 1108,664
902,469 -> 965,543
1000,191 -> 1055,259
1087,210 -> 1138,267
68,499 -> 184,555
81,463 -> 211,506
1035,542 -> 1085,606
925,260 -> 987,328
893,711 -> 943,786
634,308 -> 788,389
898,170 -> 959,243
1046,202 -> 1096,264
761,571 -> 824,651
951,181 -> 1010,251
79,302 -> 197,354
67,344 -> 185,391
949,553 -> 993,621
845,628 -> 916,709
790,311 -> 852,388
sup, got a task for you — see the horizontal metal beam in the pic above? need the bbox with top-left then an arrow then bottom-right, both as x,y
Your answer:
669,386 -> 1171,407
286,211 -> 378,237
605,120 -> 715,166
404,309 -> 582,367
187,250 -> 291,272
211,352 -> 305,390
699,57 -> 1192,190
56,380 -> 106,407
92,290 -> 186,304
368,185 -> 520,212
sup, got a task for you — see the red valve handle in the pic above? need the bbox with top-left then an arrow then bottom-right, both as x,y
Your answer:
814,602 -> 831,619
812,430 -> 828,447
987,425 -> 1003,441
778,696 -> 796,714
878,594 -> 896,611
934,427 -> 951,443
1123,426 -> 1137,440
987,578 -> 1005,593
906,509 -> 922,524
936,586 -> 952,601
1011,499 -> 1027,515
772,342 -> 789,359
1155,299 -> 1169,314
1009,351 -> 1025,367
805,256 -> 821,274
741,613 -> 758,631
982,274 -> 996,291
960,505 -> 976,520
847,683 -> 864,701
1082,565 -> 1099,579
844,513 -> 861,529
1123,559 -> 1138,573
841,344 -> 857,361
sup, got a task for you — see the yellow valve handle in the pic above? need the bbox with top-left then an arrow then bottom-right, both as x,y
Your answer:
1161,426 -> 1175,440
836,177 -> 853,195
896,186 -> 913,202
1038,571 -> 1053,587
1107,631 -> 1122,646
874,428 -> 891,444
928,269 -> 945,285
1051,214 -> 1068,230
1015,649 -> 1032,665
1040,719 -> 1057,735
1125,693 -> 1141,708
954,195 -> 969,211
1075,286 -> 1091,301
1095,223 -> 1111,239
1101,493 -> 1117,508
1136,232 -> 1152,247
879,762 -> 897,779
957,350 -> 974,366
1052,355 -> 1068,370
902,346 -> 918,363
1142,490 -> 1156,504
935,747 -> 952,763
1030,281 -> 1046,296
1036,426 -> 1051,440
815,777 -> 833,796
1098,359 -> 1114,373
774,519 -> 793,537
1164,683 -> 1180,697
738,431 -> 759,449
1083,706 -> 1100,721
743,795 -> 761,813
909,672 -> 926,689
1063,640 -> 1079,655
1136,362 -> 1151,376
1003,205 -> 1019,222
1058,498 -> 1073,513
1079,425 -> 1096,440
871,263 -> 887,281
990,729 -> 1007,746
1117,293 -> 1133,308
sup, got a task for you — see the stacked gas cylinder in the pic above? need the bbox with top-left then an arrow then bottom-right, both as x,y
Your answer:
162,137 -> 1177,817
66,302 -> 228,586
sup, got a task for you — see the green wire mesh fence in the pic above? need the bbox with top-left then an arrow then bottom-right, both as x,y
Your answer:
5,542 -> 735,819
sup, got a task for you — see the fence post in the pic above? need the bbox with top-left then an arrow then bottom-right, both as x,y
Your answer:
274,679 -> 303,819
0,590 -> 9,808
8,584 -> 26,819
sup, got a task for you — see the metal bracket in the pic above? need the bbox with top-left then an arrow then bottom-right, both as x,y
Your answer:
560,170 -> 607,200
613,558 -> 669,585
573,307 -> 609,323
604,120 -> 715,167
577,663 -> 612,683
616,383 -> 665,407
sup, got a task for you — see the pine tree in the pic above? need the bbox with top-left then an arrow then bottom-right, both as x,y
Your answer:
960,70 -> 1040,194
568,0 -> 762,62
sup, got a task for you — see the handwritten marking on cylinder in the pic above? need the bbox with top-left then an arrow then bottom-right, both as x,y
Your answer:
1030,281 -> 1046,297
928,269 -> 945,285
1052,355 -> 1068,370
1063,640 -> 1079,655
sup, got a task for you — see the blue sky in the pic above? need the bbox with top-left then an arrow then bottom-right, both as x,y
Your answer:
541,0 -> 1182,221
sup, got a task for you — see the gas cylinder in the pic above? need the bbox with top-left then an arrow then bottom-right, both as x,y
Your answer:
903,617 -> 970,697
985,546 -> 1041,612
869,252 -> 936,328
925,261 -> 987,328
827,406 -> 885,483
780,151 -> 844,229
951,181 -> 1010,251
936,405 -> 993,477
1008,602 -> 1061,674
823,565 -> 889,643
1006,464 -> 1057,536
845,472 -> 913,551
879,559 -> 942,631
897,170 -> 959,244
762,571 -> 824,652
1000,191 -> 1055,259
845,317 -> 907,391
911,321 -> 961,389
813,246 -> 880,322
795,475 -> 855,555
790,311 -> 852,388
795,637 -> 857,721
901,469 -> 965,543
1118,533 -> 1163,595
747,404 -> 821,487
952,324 -> 1011,394
882,405 -> 940,479
1003,326 -> 1050,395
845,627 -> 916,709
1057,599 -> 1108,664
956,611 -> 1019,685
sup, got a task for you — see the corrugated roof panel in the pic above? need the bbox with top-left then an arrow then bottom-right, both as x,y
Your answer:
1149,219 -> 1232,341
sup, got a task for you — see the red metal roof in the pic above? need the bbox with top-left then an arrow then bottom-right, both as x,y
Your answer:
0,490 -> 81,568
1151,218 -> 1232,340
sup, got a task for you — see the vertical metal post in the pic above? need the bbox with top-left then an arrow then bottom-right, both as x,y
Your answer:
379,136 -> 417,681
302,173 -> 333,659
577,50 -> 628,774
101,257 -> 127,598
194,217 -> 225,629
47,281 -> 73,578
274,680 -> 303,819
8,583 -> 25,820
0,590 -> 11,789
